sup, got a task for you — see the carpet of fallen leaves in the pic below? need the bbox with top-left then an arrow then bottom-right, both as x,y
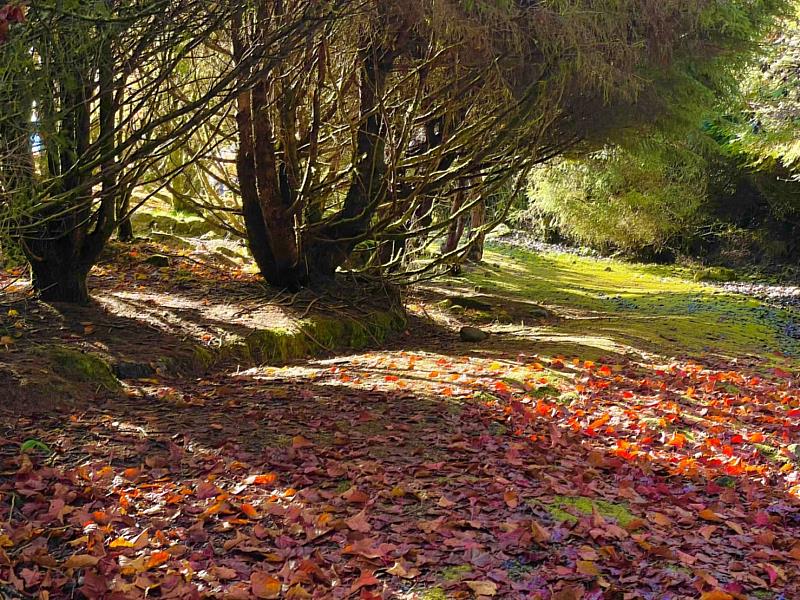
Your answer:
2,341 -> 800,599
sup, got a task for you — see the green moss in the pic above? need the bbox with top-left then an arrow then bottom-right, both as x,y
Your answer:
46,347 -> 120,391
694,266 -> 738,282
547,495 -> 636,526
420,587 -> 448,600
441,565 -> 472,581
453,247 -> 799,366
556,391 -> 579,406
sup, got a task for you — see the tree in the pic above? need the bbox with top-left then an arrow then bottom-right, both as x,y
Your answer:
227,0 -> 789,288
0,0 -> 331,303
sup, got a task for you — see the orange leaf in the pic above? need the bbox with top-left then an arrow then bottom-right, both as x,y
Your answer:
666,432 -> 686,448
504,489 -> 519,509
247,473 -> 278,486
292,435 -> 314,449
587,414 -> 610,431
241,503 -> 259,519
699,591 -> 733,600
698,508 -> 724,523
251,572 -> 282,599
146,551 -> 170,569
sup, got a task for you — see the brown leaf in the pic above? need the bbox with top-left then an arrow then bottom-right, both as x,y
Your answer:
64,554 -> 100,569
345,509 -> 371,533
530,519 -> 551,544
465,580 -> 498,596
552,585 -> 585,600
576,561 -> 600,577
504,489 -> 519,509
292,435 -> 314,449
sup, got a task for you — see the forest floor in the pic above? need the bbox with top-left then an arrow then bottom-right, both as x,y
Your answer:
1,241 -> 800,600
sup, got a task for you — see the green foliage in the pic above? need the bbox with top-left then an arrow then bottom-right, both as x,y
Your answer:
523,140 -> 707,256
20,439 -> 52,455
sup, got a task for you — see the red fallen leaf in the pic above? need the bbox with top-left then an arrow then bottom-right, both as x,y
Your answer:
345,509 -> 371,533
754,511 -> 770,527
342,487 -> 370,504
251,572 -> 282,599
350,569 -> 380,594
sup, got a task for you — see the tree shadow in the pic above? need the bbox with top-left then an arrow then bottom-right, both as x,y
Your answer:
3,351 -> 799,598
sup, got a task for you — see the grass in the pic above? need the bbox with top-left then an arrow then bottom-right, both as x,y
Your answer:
451,244 -> 799,365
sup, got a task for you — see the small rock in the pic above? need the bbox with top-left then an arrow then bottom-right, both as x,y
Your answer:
113,362 -> 155,379
144,254 -> 170,267
460,326 -> 489,342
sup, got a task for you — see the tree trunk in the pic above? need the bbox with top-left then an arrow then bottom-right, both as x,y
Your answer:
29,256 -> 91,304
441,186 -> 467,255
467,200 -> 485,262
117,195 -> 134,242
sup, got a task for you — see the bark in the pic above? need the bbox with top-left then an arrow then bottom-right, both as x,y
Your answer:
117,195 -> 134,242
232,8 -> 302,289
28,248 -> 92,304
466,200 -> 485,262
441,185 -> 468,255
302,42 -> 393,282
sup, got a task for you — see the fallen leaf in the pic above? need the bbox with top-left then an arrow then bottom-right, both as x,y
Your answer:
251,572 -> 282,599
64,554 -> 100,569
465,580 -> 498,596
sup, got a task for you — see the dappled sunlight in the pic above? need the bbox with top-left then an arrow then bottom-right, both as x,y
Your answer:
2,332 -> 800,598
434,247 -> 800,363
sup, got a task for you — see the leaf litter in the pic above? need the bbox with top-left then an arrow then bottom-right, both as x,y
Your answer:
1,339 -> 799,598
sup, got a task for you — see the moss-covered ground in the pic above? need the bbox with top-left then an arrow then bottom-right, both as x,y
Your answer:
443,243 -> 799,365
